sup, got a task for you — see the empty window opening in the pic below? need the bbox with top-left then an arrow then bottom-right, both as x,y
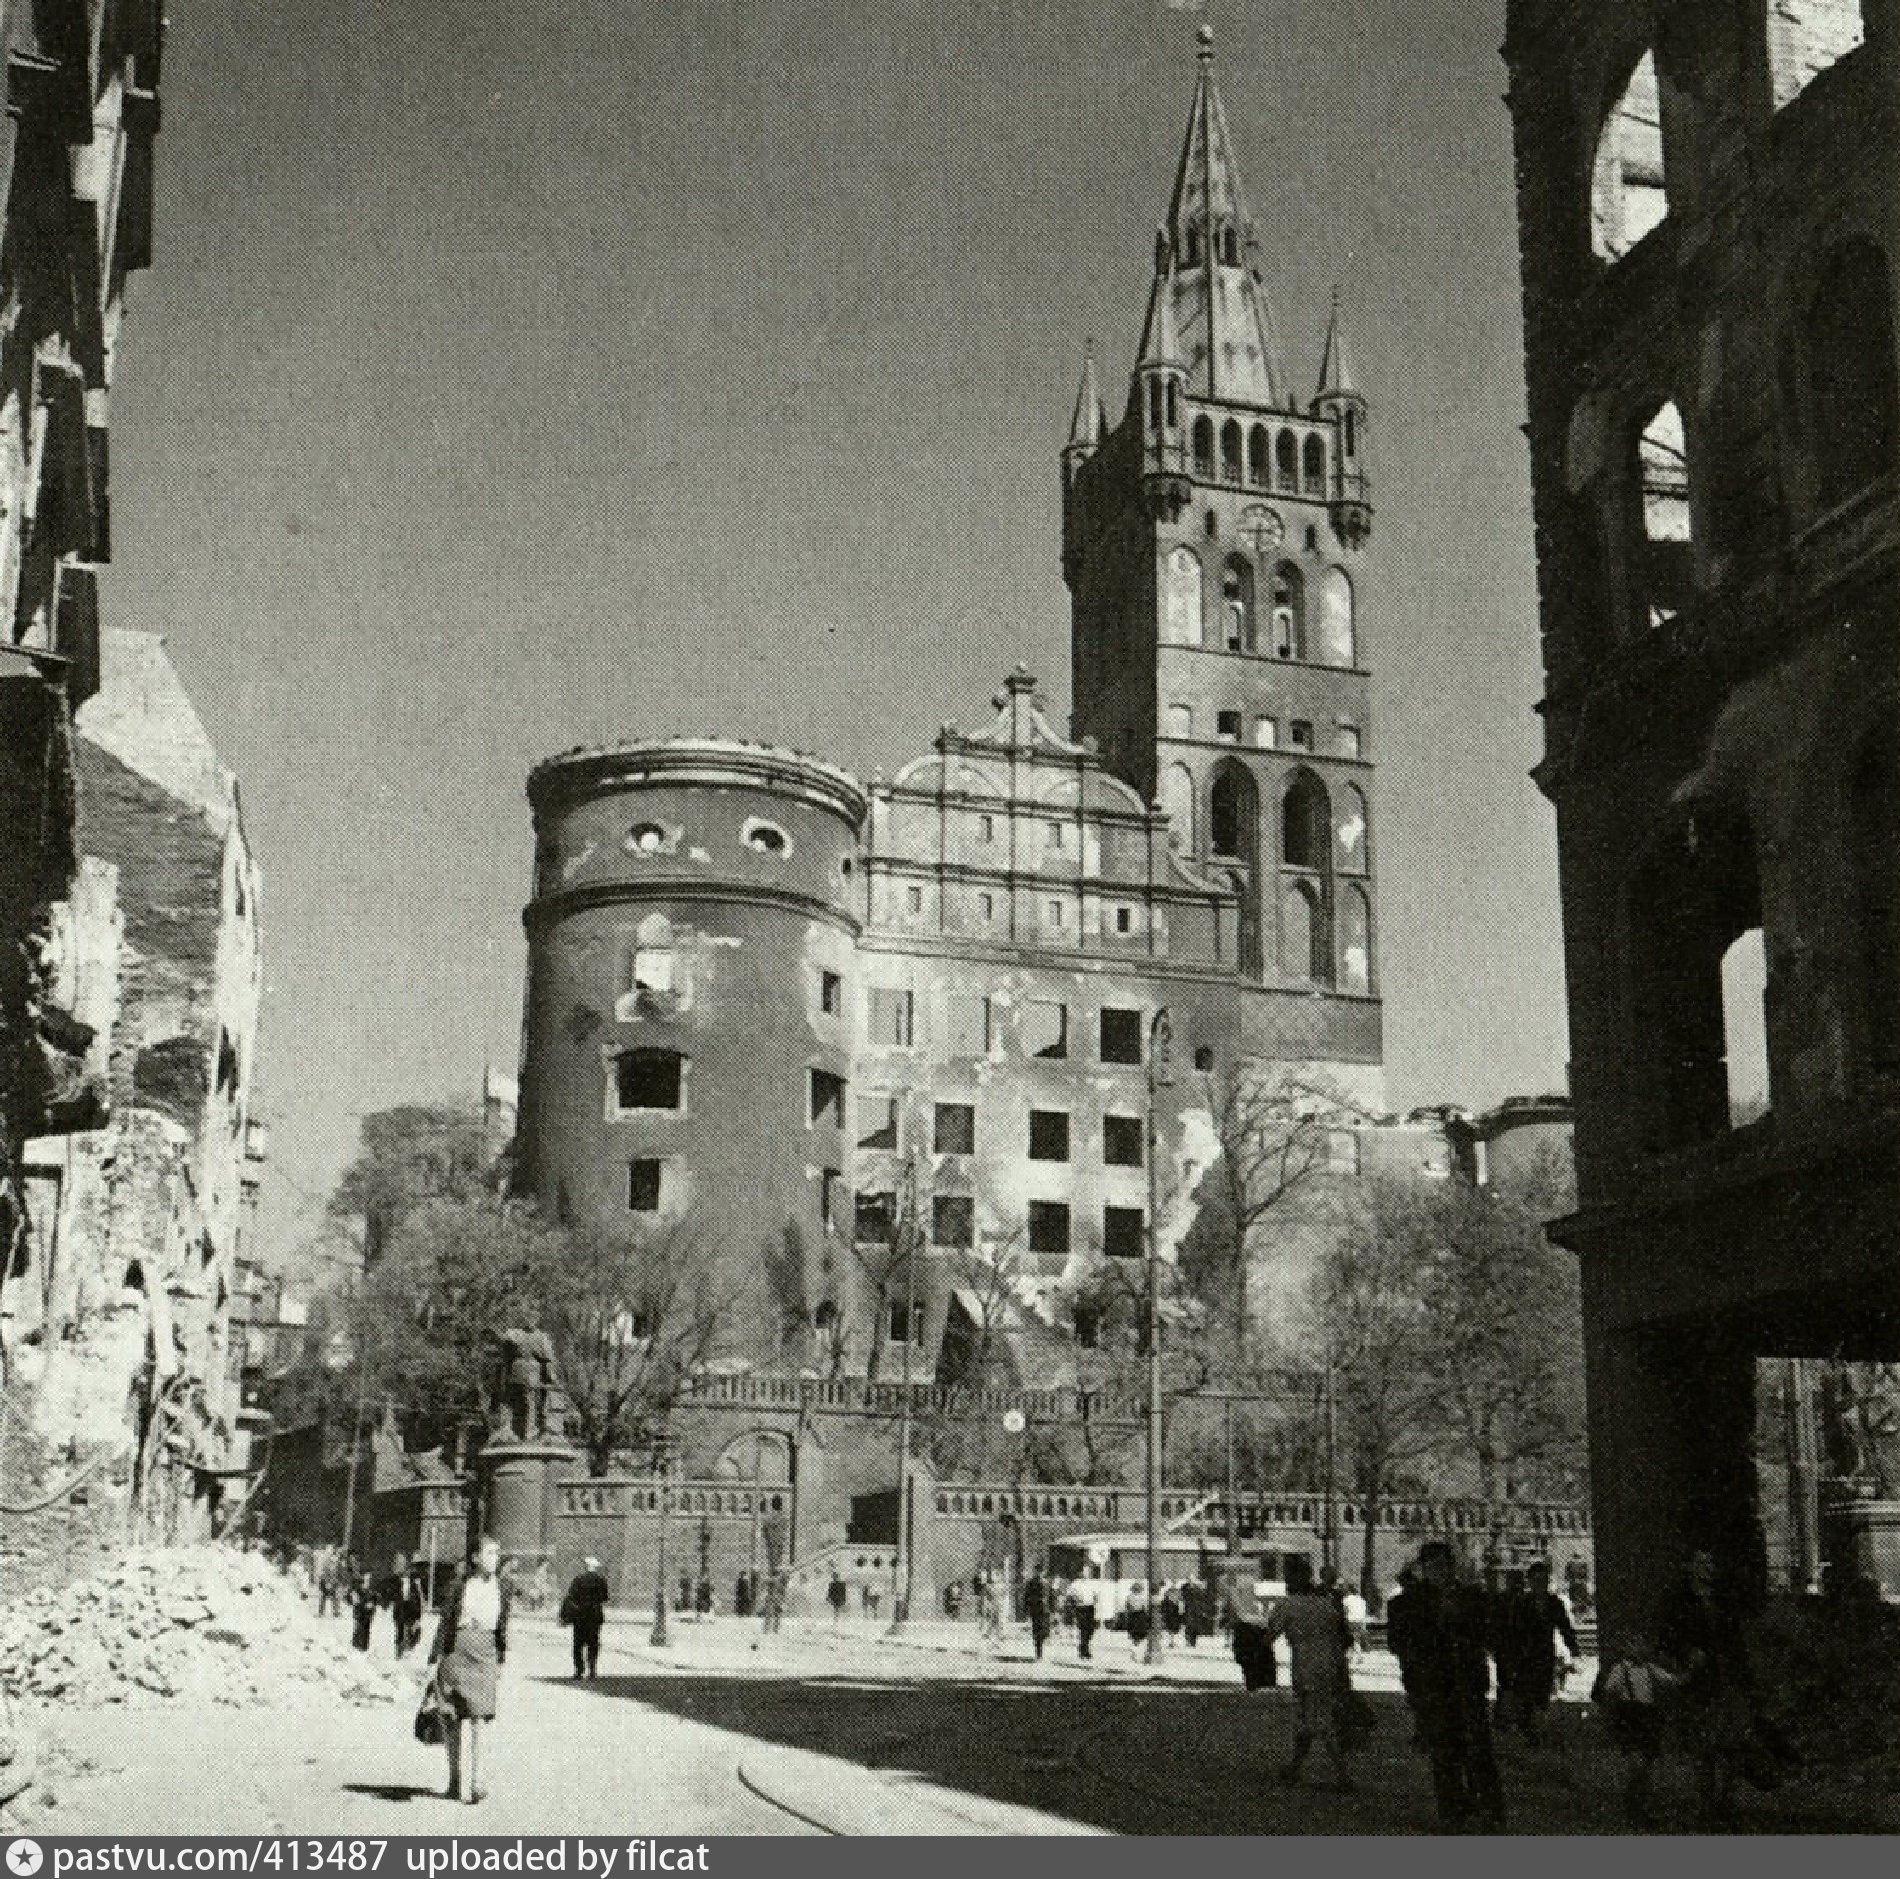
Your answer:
1192,415 -> 1215,478
1205,508 -> 1219,538
1024,999 -> 1069,1059
1283,771 -> 1330,868
906,884 -> 923,914
1276,429 -> 1299,488
869,986 -> 915,1047
809,1068 -> 846,1128
1100,1007 -> 1144,1065
1047,898 -> 1066,928
1853,720 -> 1900,1072
1302,433 -> 1326,494
1114,905 -> 1135,935
1272,562 -> 1306,659
888,1301 -> 917,1345
615,1048 -> 684,1111
630,912 -> 676,995
1592,50 -> 1667,263
1222,555 -> 1255,650
857,1091 -> 898,1150
932,1195 -> 975,1249
1074,1305 -> 1101,1350
1768,2 -> 1864,110
1248,425 -> 1270,485
934,1101 -> 976,1156
1029,1109 -> 1072,1162
1194,1045 -> 1215,1072
947,992 -> 994,1055
1221,419 -> 1244,484
1809,240 -> 1898,509
1317,567 -> 1355,666
1103,1207 -> 1145,1260
627,1158 -> 663,1212
856,1191 -> 895,1244
1217,709 -> 1242,741
744,819 -> 791,855
1637,400 -> 1693,627
1721,927 -> 1771,1126
1104,1114 -> 1145,1167
1028,1201 -> 1072,1255
1210,759 -> 1260,861
819,969 -> 842,1015
1290,719 -> 1314,751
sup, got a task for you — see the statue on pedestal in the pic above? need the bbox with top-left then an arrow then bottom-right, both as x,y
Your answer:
488,1327 -> 563,1442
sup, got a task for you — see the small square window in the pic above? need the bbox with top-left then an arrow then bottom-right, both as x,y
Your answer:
1290,720 -> 1314,751
906,884 -> 923,914
932,1194 -> 975,1248
615,1049 -> 683,1111
1103,1206 -> 1145,1259
1028,1201 -> 1071,1255
934,1102 -> 976,1156
856,1191 -> 895,1244
627,1159 -> 663,1212
978,892 -> 996,922
1024,1000 -> 1068,1059
869,986 -> 915,1047
1048,822 -> 1068,852
1074,1305 -> 1100,1350
809,1068 -> 846,1128
857,1092 -> 898,1149
1099,1007 -> 1143,1065
1193,1046 -> 1215,1073
819,969 -> 842,1015
1103,1114 -> 1144,1167
1217,710 -> 1242,742
1114,905 -> 1134,935
1047,899 -> 1066,928
1336,724 -> 1362,760
1029,1110 -> 1071,1162
978,813 -> 996,842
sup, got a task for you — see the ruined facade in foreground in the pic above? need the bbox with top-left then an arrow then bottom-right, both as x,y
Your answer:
1504,0 -> 1898,1635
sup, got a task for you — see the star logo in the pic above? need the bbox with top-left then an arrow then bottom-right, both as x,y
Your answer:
7,1841 -> 44,1877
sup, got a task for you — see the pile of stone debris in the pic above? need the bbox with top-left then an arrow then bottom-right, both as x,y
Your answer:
0,1546 -> 413,1710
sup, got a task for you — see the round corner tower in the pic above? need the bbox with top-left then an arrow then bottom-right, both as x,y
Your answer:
517,740 -> 866,1348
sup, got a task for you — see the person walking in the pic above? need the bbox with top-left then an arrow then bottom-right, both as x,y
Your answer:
349,1562 -> 378,1653
1071,1579 -> 1100,1661
826,1569 -> 848,1627
1493,1560 -> 1579,1748
428,1535 -> 509,1806
1265,1555 -> 1358,1791
394,1562 -> 427,1659
560,1555 -> 611,1679
1023,1568 -> 1051,1660
1394,1541 -> 1506,1832
315,1545 -> 341,1619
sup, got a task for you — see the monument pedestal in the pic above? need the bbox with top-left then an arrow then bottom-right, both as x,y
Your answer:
476,1438 -> 575,1591
1823,1494 -> 1900,1598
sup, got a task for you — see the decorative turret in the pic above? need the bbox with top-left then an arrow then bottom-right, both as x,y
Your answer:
1315,289 -> 1371,547
1063,346 -> 1108,582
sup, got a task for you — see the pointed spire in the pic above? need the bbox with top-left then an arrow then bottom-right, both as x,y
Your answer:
1316,287 -> 1359,401
1068,344 -> 1104,448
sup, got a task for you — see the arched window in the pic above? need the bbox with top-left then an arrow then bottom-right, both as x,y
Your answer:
1282,881 -> 1328,982
1221,555 -> 1256,651
1163,544 -> 1204,645
1220,226 -> 1240,267
1248,425 -> 1270,486
1282,771 -> 1330,871
1302,433 -> 1326,494
1317,567 -> 1355,666
631,912 -> 677,995
1165,380 -> 1179,429
1160,762 -> 1197,854
1591,50 -> 1667,263
1185,224 -> 1203,266
1147,377 -> 1164,431
1221,419 -> 1244,484
1272,562 -> 1306,659
1192,415 -> 1215,478
1210,760 -> 1260,862
1851,718 -> 1900,1072
1768,2 -> 1864,111
1636,400 -> 1692,627
1343,408 -> 1358,457
1335,784 -> 1369,875
1276,429 -> 1299,488
1340,887 -> 1371,993
1809,240 -> 1898,509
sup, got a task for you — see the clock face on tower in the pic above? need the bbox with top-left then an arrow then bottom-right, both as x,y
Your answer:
1240,504 -> 1284,559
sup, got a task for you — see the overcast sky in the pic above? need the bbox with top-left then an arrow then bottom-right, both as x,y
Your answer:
103,0 -> 1569,1263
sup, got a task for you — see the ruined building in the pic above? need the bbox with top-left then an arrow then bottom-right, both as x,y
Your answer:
1503,0 -> 1898,1633
514,32 -> 1385,1389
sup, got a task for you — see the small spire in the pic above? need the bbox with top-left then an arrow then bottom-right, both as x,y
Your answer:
1067,344 -> 1104,448
1316,287 -> 1359,400
1197,22 -> 1215,65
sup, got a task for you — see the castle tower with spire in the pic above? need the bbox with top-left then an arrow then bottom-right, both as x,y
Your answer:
1063,26 -> 1379,1080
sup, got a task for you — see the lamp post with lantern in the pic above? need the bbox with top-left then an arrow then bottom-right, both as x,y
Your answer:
1144,1007 -> 1173,1665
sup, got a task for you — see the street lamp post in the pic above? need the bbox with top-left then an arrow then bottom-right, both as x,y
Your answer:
1144,1007 -> 1173,1666
649,1446 -> 672,1647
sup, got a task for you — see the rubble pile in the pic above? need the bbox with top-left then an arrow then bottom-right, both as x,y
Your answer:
0,1547 -> 412,1710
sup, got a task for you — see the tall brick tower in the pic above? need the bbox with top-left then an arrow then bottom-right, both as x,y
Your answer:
1063,27 -> 1378,1039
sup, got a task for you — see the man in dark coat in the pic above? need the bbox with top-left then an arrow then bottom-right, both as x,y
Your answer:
1023,1569 -> 1051,1659
561,1555 -> 612,1678
1494,1560 -> 1579,1742
1392,1542 -> 1506,1831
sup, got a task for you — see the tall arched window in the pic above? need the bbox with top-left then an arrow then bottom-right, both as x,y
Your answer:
1192,415 -> 1215,479
1317,567 -> 1355,666
1302,433 -> 1326,494
1276,429 -> 1299,488
1768,2 -> 1864,111
1340,886 -> 1372,993
1147,377 -> 1164,431
1282,881 -> 1328,983
1282,770 -> 1331,871
1851,717 -> 1900,1072
1221,555 -> 1256,651
1335,784 -> 1369,875
1163,544 -> 1205,645
1220,226 -> 1240,266
1592,50 -> 1667,262
1160,762 -> 1197,854
1272,562 -> 1306,659
1165,379 -> 1179,429
1221,420 -> 1244,484
1809,240 -> 1898,508
1636,400 -> 1692,627
1249,425 -> 1270,486
1210,760 -> 1260,862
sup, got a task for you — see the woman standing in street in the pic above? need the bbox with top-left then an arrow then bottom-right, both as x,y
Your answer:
429,1536 -> 509,1805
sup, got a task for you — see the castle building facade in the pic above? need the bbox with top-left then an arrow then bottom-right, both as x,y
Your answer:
514,35 -> 1385,1386
1503,0 -> 1897,1634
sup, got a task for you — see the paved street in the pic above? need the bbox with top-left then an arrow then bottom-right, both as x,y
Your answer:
16,1609 -> 1892,1836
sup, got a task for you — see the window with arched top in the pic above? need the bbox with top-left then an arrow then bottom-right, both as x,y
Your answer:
1192,415 -> 1215,479
1340,886 -> 1372,993
1221,555 -> 1256,651
1248,425 -> 1270,486
1165,379 -> 1179,429
1282,881 -> 1328,983
1163,544 -> 1205,645
1160,762 -> 1197,854
631,911 -> 677,995
1302,433 -> 1326,494
1221,420 -> 1244,484
1344,408 -> 1358,457
1808,240 -> 1898,509
1852,717 -> 1900,1073
1282,770 -> 1331,871
1276,429 -> 1298,489
1210,760 -> 1260,863
1768,2 -> 1864,111
1271,562 -> 1306,659
1335,784 -> 1369,876
1591,50 -> 1667,263
1220,226 -> 1240,267
1636,400 -> 1692,627
1147,377 -> 1165,431
1317,567 -> 1355,666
